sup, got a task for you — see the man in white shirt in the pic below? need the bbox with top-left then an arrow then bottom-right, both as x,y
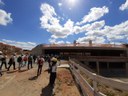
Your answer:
48,57 -> 57,87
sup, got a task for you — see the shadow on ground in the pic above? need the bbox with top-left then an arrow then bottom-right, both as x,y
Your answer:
6,70 -> 17,74
40,84 -> 54,96
19,69 -> 28,73
28,75 -> 38,80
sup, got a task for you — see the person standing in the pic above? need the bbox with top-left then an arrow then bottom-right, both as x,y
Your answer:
47,55 -> 51,69
28,55 -> 33,69
7,55 -> 16,71
17,55 -> 22,71
23,55 -> 28,67
33,55 -> 37,63
37,56 -> 44,76
48,57 -> 57,87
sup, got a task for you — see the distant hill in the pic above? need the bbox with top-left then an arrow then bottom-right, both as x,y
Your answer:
0,42 -> 22,55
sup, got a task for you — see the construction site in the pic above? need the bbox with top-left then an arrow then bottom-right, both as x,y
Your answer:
32,42 -> 128,77
0,42 -> 128,96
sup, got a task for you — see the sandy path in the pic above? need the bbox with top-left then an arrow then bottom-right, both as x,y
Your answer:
0,62 -> 80,96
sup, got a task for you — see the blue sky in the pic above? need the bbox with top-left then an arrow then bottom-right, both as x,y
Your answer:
0,0 -> 128,49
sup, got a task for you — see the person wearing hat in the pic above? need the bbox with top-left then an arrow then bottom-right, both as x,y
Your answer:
48,56 -> 58,87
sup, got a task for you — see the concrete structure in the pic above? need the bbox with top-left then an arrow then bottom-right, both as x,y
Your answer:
31,43 -> 128,76
31,44 -> 44,56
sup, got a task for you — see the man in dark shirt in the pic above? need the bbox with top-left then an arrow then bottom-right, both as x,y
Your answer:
0,55 -> 8,70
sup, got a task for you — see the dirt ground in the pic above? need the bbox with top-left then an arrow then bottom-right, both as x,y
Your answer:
0,62 -> 80,96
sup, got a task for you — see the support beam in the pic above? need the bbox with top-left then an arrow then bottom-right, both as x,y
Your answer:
96,61 -> 100,75
126,63 -> 128,76
107,62 -> 110,71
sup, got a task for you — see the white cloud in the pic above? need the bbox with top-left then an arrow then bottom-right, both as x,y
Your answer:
86,20 -> 105,31
119,0 -> 128,11
77,20 -> 128,44
40,3 -> 107,39
40,3 -> 128,44
49,38 -> 56,44
74,20 -> 105,34
58,3 -> 62,7
77,36 -> 105,44
49,38 -> 71,44
0,0 -> 4,5
49,38 -> 64,44
77,6 -> 109,25
40,3 -> 75,39
1,39 -> 37,50
0,9 -> 13,26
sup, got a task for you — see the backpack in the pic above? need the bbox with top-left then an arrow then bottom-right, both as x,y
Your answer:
17,56 -> 22,62
28,56 -> 32,61
23,56 -> 27,61
38,58 -> 44,65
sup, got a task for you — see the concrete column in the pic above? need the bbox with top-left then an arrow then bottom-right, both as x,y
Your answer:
96,61 -> 100,75
42,49 -> 45,55
86,61 -> 89,66
107,62 -> 110,70
126,63 -> 128,76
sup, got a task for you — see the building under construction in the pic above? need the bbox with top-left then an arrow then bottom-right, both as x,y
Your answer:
31,42 -> 128,76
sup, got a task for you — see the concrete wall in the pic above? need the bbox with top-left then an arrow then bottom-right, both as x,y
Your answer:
31,44 -> 43,56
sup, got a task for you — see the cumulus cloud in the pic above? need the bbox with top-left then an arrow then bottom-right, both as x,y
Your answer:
77,20 -> 128,44
49,38 -> 64,44
0,9 -> 13,26
40,3 -> 75,39
1,39 -> 37,50
74,20 -> 105,34
40,3 -> 128,44
49,38 -> 71,44
119,0 -> 128,11
77,36 -> 105,44
77,6 -> 109,25
40,3 -> 108,40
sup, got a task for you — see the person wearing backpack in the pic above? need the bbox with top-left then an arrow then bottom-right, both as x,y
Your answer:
7,55 -> 16,71
23,55 -> 28,67
0,55 -> 8,70
17,55 -> 22,71
37,56 -> 44,76
28,55 -> 33,69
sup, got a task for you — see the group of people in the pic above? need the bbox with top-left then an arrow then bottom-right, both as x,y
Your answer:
0,53 -> 58,87
0,53 -> 37,76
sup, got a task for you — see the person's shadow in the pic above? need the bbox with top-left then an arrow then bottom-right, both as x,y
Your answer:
40,84 -> 54,96
28,75 -> 38,80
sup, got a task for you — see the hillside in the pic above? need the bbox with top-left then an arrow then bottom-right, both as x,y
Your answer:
0,42 -> 22,55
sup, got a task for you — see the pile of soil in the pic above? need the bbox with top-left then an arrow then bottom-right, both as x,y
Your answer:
54,68 -> 81,96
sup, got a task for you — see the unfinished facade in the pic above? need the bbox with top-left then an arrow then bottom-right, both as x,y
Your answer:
31,43 -> 128,76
